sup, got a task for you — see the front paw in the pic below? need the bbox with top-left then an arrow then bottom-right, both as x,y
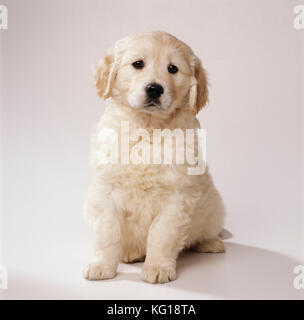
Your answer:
141,263 -> 177,284
83,263 -> 116,280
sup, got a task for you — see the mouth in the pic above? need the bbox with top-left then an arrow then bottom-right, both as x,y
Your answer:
144,98 -> 161,109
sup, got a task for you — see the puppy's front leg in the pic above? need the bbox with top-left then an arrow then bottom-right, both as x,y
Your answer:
141,201 -> 190,284
84,197 -> 121,280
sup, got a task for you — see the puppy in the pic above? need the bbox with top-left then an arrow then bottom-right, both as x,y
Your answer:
84,31 -> 225,284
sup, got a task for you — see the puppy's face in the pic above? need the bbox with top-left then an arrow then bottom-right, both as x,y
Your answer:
95,31 -> 208,117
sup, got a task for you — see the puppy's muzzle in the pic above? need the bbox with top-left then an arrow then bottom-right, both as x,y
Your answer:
145,83 -> 164,105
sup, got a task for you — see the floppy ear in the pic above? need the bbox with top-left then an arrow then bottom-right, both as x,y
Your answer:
94,49 -> 116,99
189,56 -> 209,115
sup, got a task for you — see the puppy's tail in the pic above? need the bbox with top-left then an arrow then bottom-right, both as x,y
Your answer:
219,228 -> 233,240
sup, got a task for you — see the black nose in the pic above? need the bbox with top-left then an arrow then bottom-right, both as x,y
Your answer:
145,83 -> 164,99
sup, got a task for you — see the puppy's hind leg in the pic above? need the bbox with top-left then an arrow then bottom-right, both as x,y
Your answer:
192,237 -> 225,253
122,242 -> 146,263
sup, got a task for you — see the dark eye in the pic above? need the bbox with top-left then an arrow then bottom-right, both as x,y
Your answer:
132,60 -> 144,69
168,64 -> 178,74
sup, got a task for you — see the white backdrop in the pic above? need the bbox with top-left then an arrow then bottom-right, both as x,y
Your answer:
1,0 -> 304,299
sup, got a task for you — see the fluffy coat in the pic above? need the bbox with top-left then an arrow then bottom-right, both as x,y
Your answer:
84,31 -> 225,284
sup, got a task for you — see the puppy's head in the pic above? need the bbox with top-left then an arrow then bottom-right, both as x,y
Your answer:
95,31 -> 208,116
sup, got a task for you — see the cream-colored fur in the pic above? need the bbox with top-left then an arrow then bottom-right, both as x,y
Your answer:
83,31 -> 225,284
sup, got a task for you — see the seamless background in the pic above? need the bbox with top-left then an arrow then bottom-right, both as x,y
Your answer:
0,0 -> 304,299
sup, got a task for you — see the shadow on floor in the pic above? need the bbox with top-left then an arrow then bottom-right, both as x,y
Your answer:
3,241 -> 304,299
113,241 -> 304,299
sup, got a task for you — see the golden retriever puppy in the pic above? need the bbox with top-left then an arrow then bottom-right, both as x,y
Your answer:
84,31 -> 225,284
